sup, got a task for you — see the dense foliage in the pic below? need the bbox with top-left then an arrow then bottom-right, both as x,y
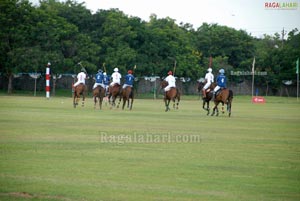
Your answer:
1,0 -> 299,93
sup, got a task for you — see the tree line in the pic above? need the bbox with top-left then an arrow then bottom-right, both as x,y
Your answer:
1,0 -> 299,94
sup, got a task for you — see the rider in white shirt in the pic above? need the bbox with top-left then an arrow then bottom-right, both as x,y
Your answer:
110,67 -> 122,86
164,71 -> 176,92
73,68 -> 87,87
202,67 -> 214,99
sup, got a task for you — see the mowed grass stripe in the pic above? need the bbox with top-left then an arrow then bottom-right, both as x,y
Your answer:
0,95 -> 299,200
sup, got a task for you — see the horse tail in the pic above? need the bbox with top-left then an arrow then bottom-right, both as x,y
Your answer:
177,89 -> 181,102
229,90 -> 233,100
227,90 -> 233,112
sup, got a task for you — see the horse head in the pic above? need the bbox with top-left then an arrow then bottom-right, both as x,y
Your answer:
197,78 -> 206,91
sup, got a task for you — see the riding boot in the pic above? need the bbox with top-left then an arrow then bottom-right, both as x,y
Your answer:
212,92 -> 216,101
202,90 -> 206,100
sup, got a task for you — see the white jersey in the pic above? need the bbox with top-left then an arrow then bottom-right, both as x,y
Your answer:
165,75 -> 176,87
205,72 -> 214,84
164,75 -> 176,91
111,72 -> 122,85
77,72 -> 86,83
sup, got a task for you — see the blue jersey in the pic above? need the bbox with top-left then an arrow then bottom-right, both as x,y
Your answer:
103,74 -> 110,85
217,74 -> 226,88
125,74 -> 134,86
95,72 -> 103,83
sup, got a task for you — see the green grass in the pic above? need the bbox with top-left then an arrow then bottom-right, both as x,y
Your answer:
0,95 -> 299,200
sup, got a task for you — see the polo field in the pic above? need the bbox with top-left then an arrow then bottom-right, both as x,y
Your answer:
0,95 -> 299,200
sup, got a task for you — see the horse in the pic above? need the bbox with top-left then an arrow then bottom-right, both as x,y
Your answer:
211,88 -> 233,117
160,80 -> 180,112
93,86 -> 105,110
198,80 -> 214,115
73,83 -> 87,108
108,84 -> 121,109
117,86 -> 134,110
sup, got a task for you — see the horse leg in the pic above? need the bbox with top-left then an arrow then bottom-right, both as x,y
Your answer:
94,96 -> 97,109
82,94 -> 85,107
202,100 -> 206,110
172,99 -> 175,109
117,95 -> 122,108
165,99 -> 170,112
122,97 -> 126,110
211,102 -> 219,116
112,96 -> 115,108
221,103 -> 225,114
127,94 -> 130,109
126,93 -> 130,109
129,98 -> 133,110
227,100 -> 232,117
215,103 -> 220,116
207,101 -> 210,115
73,93 -> 77,108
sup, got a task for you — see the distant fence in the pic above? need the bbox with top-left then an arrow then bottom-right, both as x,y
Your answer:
0,74 -> 298,97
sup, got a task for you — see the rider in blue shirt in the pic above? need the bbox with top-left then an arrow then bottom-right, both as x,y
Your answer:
122,70 -> 134,89
92,69 -> 105,89
212,69 -> 226,100
103,72 -> 110,94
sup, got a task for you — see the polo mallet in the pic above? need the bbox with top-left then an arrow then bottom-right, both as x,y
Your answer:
103,63 -> 107,73
173,60 -> 176,76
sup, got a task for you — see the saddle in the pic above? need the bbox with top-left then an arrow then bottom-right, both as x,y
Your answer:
215,87 -> 226,96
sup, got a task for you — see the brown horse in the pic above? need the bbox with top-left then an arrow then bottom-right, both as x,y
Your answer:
108,84 -> 121,108
161,80 -> 180,112
93,86 -> 105,110
117,86 -> 134,110
211,87 -> 233,117
198,81 -> 215,115
73,83 -> 87,108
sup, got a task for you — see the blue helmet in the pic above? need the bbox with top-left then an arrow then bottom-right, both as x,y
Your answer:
98,69 -> 103,73
219,69 -> 225,74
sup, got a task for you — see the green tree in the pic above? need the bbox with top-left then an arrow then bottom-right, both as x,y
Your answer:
0,0 -> 36,93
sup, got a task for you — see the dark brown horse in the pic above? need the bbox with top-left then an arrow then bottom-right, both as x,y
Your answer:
93,85 -> 105,110
117,86 -> 134,110
211,88 -> 233,117
108,84 -> 121,109
73,83 -> 87,108
161,80 -> 180,112
198,81 -> 215,115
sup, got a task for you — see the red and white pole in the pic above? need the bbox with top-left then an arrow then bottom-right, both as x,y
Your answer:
46,62 -> 51,99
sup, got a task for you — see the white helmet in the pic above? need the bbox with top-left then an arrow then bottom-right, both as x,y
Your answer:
103,72 -> 107,75
207,68 -> 212,72
114,67 -> 119,72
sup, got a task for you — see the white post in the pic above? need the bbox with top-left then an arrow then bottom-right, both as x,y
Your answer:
297,72 -> 299,101
251,57 -> 255,98
46,62 -> 51,99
